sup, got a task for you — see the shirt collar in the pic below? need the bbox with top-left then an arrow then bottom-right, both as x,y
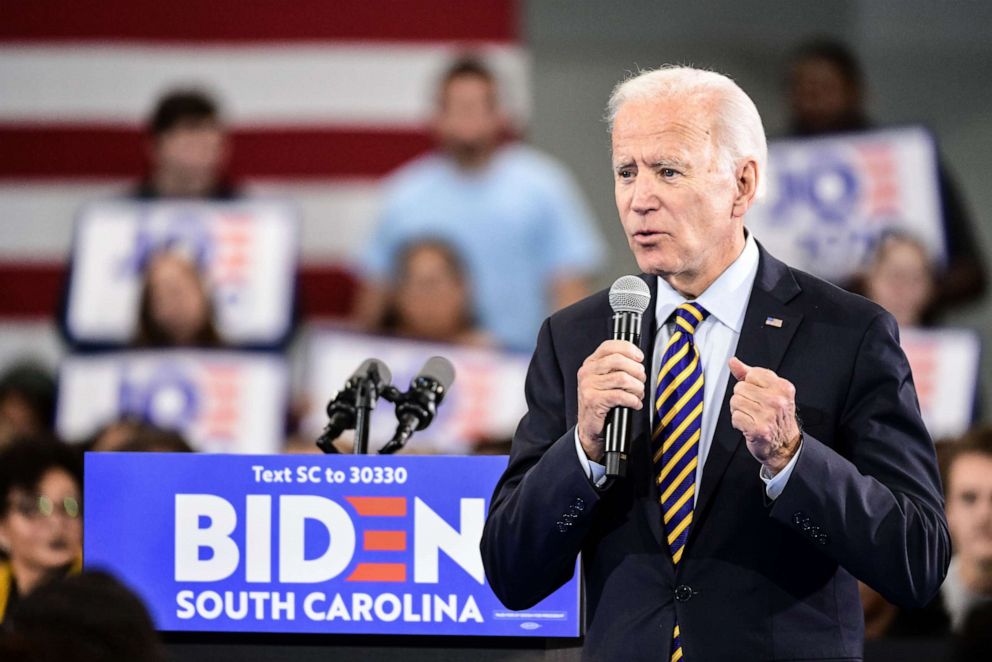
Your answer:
655,230 -> 759,334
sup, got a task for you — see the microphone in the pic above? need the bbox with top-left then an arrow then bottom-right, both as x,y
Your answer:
316,358 -> 392,454
379,356 -> 455,455
604,276 -> 651,478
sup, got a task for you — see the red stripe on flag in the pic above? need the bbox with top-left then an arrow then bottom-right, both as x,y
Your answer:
0,1 -> 516,44
0,125 -> 434,180
0,262 -> 359,319
0,262 -> 68,318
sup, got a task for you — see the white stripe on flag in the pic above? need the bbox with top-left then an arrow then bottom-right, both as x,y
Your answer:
0,44 -> 530,127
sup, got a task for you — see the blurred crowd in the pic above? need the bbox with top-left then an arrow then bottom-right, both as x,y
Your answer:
0,38 -> 989,656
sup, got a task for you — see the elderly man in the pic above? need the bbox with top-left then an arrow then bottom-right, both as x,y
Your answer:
481,66 -> 949,661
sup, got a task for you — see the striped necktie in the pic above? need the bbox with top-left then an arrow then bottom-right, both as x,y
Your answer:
653,301 -> 709,662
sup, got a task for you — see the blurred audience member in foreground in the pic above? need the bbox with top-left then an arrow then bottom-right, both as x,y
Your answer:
0,570 -> 165,662
0,363 -> 56,449
785,38 -> 986,310
357,56 -> 605,351
0,440 -> 83,622
861,232 -> 937,328
135,88 -> 237,200
379,240 -> 492,347
133,249 -> 222,348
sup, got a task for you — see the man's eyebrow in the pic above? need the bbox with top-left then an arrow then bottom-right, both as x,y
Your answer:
651,158 -> 690,170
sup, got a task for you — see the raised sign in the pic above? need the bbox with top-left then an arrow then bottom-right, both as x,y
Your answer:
58,351 -> 287,453
748,127 -> 944,283
66,200 -> 298,347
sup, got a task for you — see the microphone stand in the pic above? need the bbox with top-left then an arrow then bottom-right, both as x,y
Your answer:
351,363 -> 390,455
377,386 -> 407,455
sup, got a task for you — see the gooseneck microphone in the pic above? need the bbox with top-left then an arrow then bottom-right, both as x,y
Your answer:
379,356 -> 455,455
316,358 -> 392,454
603,276 -> 651,479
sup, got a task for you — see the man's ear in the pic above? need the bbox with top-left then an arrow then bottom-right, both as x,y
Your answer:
732,159 -> 759,218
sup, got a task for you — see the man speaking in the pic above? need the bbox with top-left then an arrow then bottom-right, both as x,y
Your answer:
480,66 -> 949,661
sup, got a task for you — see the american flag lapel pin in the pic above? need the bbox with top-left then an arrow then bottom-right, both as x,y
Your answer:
764,317 -> 784,328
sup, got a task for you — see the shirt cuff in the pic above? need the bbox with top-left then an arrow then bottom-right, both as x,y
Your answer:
759,439 -> 802,500
574,429 -> 608,487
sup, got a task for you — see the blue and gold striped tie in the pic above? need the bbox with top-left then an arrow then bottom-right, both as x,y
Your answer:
653,302 -> 709,662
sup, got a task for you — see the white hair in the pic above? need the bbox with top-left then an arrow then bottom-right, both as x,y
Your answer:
607,65 -> 768,196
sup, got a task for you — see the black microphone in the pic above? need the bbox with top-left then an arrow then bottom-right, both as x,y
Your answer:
379,356 -> 455,455
603,276 -> 651,478
316,358 -> 392,454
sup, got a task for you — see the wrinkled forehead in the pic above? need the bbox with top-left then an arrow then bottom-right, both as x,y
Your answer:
610,97 -> 720,157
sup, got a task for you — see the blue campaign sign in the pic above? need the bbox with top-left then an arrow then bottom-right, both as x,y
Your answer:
84,453 -> 581,637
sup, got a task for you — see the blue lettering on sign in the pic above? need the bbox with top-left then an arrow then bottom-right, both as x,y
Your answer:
118,364 -> 200,429
84,454 -> 581,637
768,151 -> 861,224
118,208 -> 216,277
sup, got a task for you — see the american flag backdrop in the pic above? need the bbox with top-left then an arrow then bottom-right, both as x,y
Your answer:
0,1 -> 528,325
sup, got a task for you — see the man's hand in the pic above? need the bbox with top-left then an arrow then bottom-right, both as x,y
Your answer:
728,357 -> 801,475
577,340 -> 646,463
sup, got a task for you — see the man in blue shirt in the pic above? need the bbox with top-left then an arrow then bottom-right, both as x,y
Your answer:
356,57 -> 605,352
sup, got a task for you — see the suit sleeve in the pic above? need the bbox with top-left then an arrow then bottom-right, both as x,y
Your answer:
480,317 -> 602,610
770,311 -> 951,608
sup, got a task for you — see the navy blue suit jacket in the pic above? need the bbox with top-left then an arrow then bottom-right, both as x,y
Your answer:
481,246 -> 950,661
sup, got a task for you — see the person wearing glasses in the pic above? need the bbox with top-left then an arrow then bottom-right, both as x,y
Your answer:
0,439 -> 83,623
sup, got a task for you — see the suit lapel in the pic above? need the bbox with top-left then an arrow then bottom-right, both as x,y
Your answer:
689,246 -> 803,535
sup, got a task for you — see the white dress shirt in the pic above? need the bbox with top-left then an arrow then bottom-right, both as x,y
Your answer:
576,231 -> 801,498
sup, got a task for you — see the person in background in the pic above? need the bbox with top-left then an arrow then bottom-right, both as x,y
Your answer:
785,38 -> 986,312
379,239 -> 492,347
0,363 -> 56,449
85,418 -> 193,453
0,570 -> 166,662
861,231 -> 937,328
940,427 -> 992,634
134,88 -> 237,200
0,439 -> 83,623
860,427 -> 992,654
133,249 -> 222,348
356,56 -> 606,351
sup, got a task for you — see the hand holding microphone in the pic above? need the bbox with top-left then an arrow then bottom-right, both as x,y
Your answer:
577,276 -> 650,478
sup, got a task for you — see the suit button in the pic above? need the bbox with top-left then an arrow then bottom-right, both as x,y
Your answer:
674,585 -> 693,602
792,511 -> 807,526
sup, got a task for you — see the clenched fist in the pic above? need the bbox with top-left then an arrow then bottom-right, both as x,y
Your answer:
577,340 -> 646,462
728,357 -> 801,475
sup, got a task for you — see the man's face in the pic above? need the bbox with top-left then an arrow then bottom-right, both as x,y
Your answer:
153,119 -> 228,192
611,97 -> 742,284
946,452 -> 992,569
434,75 -> 502,158
788,57 -> 860,132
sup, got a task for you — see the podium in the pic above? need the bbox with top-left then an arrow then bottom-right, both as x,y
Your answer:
84,453 -> 581,655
